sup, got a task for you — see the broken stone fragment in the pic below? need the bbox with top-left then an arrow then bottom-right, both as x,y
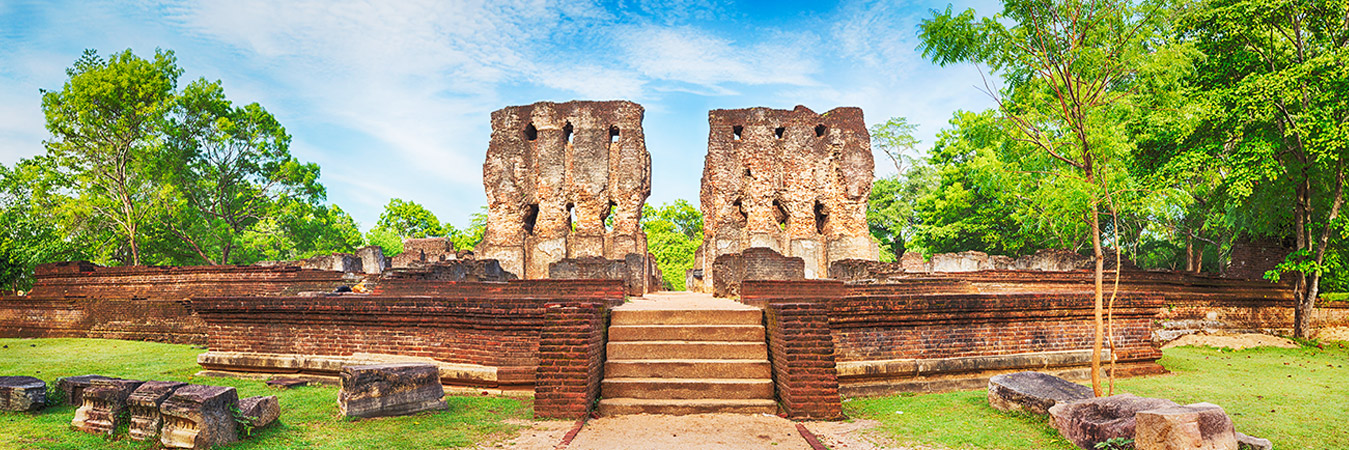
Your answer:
238,395 -> 280,429
1135,403 -> 1238,450
127,381 -> 187,441
72,378 -> 145,435
1235,432 -> 1272,450
0,376 -> 46,411
56,374 -> 116,406
1049,394 -> 1180,449
338,363 -> 446,418
987,371 -> 1094,415
160,384 -> 239,450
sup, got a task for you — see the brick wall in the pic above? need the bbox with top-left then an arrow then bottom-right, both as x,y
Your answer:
0,262 -> 352,345
713,248 -> 806,297
534,301 -> 609,419
192,280 -> 624,391
764,301 -> 842,420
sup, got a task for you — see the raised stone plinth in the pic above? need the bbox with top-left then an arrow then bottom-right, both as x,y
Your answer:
0,376 -> 46,411
987,371 -> 1094,415
338,363 -> 446,418
238,395 -> 280,429
160,384 -> 239,449
128,381 -> 187,441
56,374 -> 116,406
1049,394 -> 1179,449
1135,403 -> 1237,450
73,378 -> 144,435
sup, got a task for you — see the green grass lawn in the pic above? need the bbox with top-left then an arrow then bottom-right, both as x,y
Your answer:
847,341 -> 1349,450
0,338 -> 529,450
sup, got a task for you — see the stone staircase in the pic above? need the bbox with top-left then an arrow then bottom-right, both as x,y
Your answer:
597,300 -> 776,415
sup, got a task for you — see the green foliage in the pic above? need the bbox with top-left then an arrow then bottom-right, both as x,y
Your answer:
365,227 -> 404,257
375,199 -> 445,239
1095,437 -> 1135,450
867,116 -> 936,261
642,200 -> 702,291
230,403 -> 256,438
449,208 -> 488,252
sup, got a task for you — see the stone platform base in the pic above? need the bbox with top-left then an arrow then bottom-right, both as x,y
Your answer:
196,351 -> 531,390
837,349 -> 1166,397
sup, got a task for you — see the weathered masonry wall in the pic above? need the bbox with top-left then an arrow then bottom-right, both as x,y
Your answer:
476,100 -> 656,293
827,265 -> 1349,339
741,280 -> 1166,398
697,106 -> 878,293
192,280 -> 622,399
0,262 -> 352,345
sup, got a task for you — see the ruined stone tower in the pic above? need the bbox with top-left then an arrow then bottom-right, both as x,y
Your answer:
696,105 -> 878,291
476,100 -> 652,282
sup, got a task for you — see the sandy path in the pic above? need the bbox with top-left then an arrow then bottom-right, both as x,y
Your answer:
1161,333 -> 1299,350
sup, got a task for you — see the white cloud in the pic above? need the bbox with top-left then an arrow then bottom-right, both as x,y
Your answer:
620,25 -> 820,92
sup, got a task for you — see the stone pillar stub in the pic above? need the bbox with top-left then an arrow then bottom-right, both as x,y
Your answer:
477,100 -> 652,284
697,105 -> 878,293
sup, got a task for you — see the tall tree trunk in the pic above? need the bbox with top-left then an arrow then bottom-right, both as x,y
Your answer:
1293,172 -> 1312,338
1301,164 -> 1347,338
1090,204 -> 1105,397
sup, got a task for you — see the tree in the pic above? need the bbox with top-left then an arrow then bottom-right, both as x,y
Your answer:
921,0 -> 1161,395
449,207 -> 488,252
642,200 -> 703,291
233,200 -> 364,262
1177,0 -> 1349,338
374,199 -> 445,239
40,49 -> 182,265
163,78 -> 324,264
871,117 -> 923,175
0,158 -> 89,290
868,117 -> 937,261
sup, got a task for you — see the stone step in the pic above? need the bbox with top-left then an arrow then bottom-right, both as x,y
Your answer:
610,309 -> 762,326
597,398 -> 778,416
605,359 -> 772,379
601,378 -> 774,400
606,341 -> 768,360
608,324 -> 765,342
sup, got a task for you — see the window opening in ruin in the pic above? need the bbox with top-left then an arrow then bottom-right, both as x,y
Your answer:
814,124 -> 827,137
732,199 -> 747,223
814,201 -> 829,235
733,125 -> 743,140
774,127 -> 785,139
772,199 -> 788,231
563,122 -> 573,144
604,201 -> 616,231
743,168 -> 752,178
567,203 -> 576,232
609,126 -> 620,143
524,123 -> 538,141
523,204 -> 540,235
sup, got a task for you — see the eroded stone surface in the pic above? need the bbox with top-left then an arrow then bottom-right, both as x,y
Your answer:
238,395 -> 280,429
338,363 -> 446,418
0,376 -> 45,411
1049,394 -> 1179,449
128,381 -> 187,441
987,371 -> 1094,415
697,105 -> 878,292
1135,403 -> 1237,450
476,100 -> 652,287
56,374 -> 115,406
73,378 -> 144,435
1235,432 -> 1272,450
160,384 -> 239,450
391,237 -> 455,268
355,245 -> 387,274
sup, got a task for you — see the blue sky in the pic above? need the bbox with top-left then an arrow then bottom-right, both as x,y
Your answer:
0,0 -> 998,229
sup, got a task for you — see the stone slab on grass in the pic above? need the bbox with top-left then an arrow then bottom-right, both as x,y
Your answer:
338,363 -> 446,418
0,376 -> 46,411
72,378 -> 144,435
1135,402 -> 1237,450
160,384 -> 239,450
1235,432 -> 1272,450
238,395 -> 280,429
56,374 -> 116,406
128,381 -> 187,441
987,371 -> 1094,415
1049,394 -> 1179,449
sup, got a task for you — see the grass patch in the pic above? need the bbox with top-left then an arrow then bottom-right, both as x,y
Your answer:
848,342 -> 1349,450
0,338 -> 530,449
1321,292 -> 1349,303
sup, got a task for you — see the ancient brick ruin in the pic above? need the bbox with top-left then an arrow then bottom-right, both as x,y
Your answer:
476,100 -> 658,293
696,106 -> 878,293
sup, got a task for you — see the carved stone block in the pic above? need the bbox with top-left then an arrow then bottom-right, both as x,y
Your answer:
338,363 -> 446,418
1135,403 -> 1238,450
128,381 -> 187,441
72,378 -> 144,435
160,384 -> 239,449
238,395 -> 280,429
56,374 -> 115,406
0,376 -> 45,411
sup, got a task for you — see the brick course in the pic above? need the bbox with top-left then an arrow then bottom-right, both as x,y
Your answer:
534,301 -> 609,419
764,301 -> 842,419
